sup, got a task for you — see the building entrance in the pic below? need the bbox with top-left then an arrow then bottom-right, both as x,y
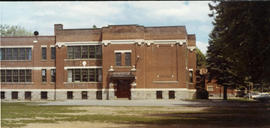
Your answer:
115,80 -> 131,99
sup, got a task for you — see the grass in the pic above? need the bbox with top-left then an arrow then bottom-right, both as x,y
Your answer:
1,102 -> 270,128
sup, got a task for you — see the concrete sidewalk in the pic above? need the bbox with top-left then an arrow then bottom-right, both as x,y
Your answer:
39,100 -> 199,106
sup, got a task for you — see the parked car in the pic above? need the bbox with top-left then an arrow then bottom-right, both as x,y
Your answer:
252,93 -> 270,102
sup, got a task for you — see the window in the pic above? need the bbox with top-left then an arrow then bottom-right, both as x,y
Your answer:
207,86 -> 214,91
67,46 -> 102,59
42,47 -> 47,60
42,69 -> 47,82
1,91 -> 5,99
6,70 -> 12,82
189,70 -> 193,83
0,69 -> 31,82
19,70 -> 26,82
25,70 -> 32,82
82,91 -> 88,99
25,91 -> 31,100
67,69 -> 102,82
41,91 -> 48,99
51,47 -> 56,59
67,91 -> 73,99
51,69 -> 56,82
0,48 -> 32,60
169,91 -> 175,99
156,91 -> 163,99
12,92 -> 18,99
125,52 -> 131,66
96,91 -> 102,100
115,53 -> 121,66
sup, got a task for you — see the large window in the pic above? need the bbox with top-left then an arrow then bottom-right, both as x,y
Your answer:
125,53 -> 131,66
42,47 -> 47,60
0,69 -> 32,82
0,48 -> 31,60
51,69 -> 56,82
67,68 -> 102,82
115,53 -> 121,66
51,47 -> 56,59
67,45 -> 102,59
42,69 -> 47,82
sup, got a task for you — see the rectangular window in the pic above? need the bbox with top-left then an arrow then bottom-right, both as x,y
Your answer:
67,69 -> 102,82
1,91 -> 5,99
156,91 -> 163,99
169,91 -> 175,99
25,91 -> 31,100
13,70 -> 19,82
12,92 -> 18,100
67,47 -> 74,59
51,69 -> 56,82
41,91 -> 48,99
115,53 -> 121,66
67,45 -> 102,59
82,91 -> 88,99
96,91 -> 102,100
0,48 -> 31,60
125,52 -> 131,66
207,86 -> 214,91
25,70 -> 32,82
42,69 -> 47,82
74,46 -> 81,59
18,48 -> 26,60
0,69 -> 31,83
6,48 -> 12,60
81,46 -> 88,58
6,70 -> 12,82
51,47 -> 56,59
189,71 -> 193,83
12,48 -> 18,60
67,91 -> 73,99
42,47 -> 47,60
96,45 -> 102,58
1,70 -> 5,82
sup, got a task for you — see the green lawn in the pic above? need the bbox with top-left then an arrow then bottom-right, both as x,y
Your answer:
1,101 -> 270,128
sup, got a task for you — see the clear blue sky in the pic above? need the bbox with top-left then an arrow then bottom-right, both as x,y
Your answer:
0,1 -> 213,54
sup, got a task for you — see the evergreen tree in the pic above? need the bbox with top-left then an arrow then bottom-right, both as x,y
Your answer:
207,1 -> 270,99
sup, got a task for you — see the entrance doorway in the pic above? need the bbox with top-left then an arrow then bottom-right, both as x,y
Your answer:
115,80 -> 131,99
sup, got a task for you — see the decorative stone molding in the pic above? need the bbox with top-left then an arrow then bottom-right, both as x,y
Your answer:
102,40 -> 110,46
131,82 -> 137,87
187,46 -> 196,51
56,42 -> 65,48
131,65 -> 136,72
108,66 -> 114,72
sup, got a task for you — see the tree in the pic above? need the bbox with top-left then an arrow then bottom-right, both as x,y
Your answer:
207,1 -> 270,100
195,48 -> 206,69
1,25 -> 32,36
92,25 -> 97,29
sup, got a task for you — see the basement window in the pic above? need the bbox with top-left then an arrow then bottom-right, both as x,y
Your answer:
96,91 -> 102,100
1,91 -> 5,99
67,91 -> 73,99
12,91 -> 18,100
156,91 -> 163,99
169,91 -> 175,99
41,91 -> 48,100
82,91 -> 88,99
25,91 -> 31,100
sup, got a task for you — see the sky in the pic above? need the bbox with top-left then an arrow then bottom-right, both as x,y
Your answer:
0,1 -> 213,54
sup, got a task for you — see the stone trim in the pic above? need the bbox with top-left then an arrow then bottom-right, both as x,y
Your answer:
0,45 -> 33,48
64,66 -> 102,70
0,67 -> 56,70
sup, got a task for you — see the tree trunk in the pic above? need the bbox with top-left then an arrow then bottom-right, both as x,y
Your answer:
223,86 -> 228,100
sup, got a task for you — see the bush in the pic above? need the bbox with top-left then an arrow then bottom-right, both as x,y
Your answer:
196,88 -> 209,99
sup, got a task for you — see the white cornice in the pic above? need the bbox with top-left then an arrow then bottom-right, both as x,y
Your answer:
0,67 -> 56,70
0,45 -> 33,48
64,66 -> 102,70
56,41 -> 101,47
